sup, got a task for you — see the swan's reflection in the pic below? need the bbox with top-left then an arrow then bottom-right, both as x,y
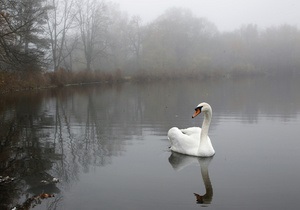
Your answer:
168,152 -> 213,205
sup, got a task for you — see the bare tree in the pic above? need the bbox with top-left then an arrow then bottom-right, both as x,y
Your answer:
141,8 -> 218,76
75,0 -> 109,71
128,16 -> 143,71
102,4 -> 130,71
46,0 -> 77,71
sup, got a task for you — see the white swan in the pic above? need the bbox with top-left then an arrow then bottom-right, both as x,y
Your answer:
168,102 -> 215,157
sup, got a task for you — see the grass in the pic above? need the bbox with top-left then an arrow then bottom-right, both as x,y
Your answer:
0,67 -> 269,94
0,69 -> 123,94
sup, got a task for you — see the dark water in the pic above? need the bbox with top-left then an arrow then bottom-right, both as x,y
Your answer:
1,77 -> 300,210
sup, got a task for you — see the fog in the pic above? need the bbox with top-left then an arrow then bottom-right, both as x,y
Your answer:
1,0 -> 300,77
113,0 -> 300,32
2,1 -> 300,208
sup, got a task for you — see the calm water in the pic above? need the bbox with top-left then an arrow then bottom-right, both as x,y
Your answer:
1,77 -> 300,210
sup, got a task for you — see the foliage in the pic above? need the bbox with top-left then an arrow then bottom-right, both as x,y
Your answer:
0,0 -> 50,71
141,8 -> 218,76
1,1 -> 300,82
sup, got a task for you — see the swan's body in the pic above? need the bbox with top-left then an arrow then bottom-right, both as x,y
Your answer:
168,102 -> 215,157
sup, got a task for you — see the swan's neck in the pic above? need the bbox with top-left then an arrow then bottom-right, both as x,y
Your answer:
200,111 -> 211,142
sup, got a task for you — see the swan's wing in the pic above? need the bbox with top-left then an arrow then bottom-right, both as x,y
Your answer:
167,127 -> 201,156
180,127 -> 201,137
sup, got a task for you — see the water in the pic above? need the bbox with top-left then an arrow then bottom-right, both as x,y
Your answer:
1,77 -> 300,210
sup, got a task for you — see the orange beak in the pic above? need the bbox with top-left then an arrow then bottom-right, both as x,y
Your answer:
192,109 -> 201,118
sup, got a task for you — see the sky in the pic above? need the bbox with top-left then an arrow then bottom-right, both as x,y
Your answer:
112,0 -> 300,31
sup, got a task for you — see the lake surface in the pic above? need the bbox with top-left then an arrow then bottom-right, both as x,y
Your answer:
1,77 -> 300,210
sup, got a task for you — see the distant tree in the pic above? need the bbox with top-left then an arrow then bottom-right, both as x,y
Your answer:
127,16 -> 143,71
75,0 -> 109,71
46,0 -> 78,71
260,25 -> 300,74
103,4 -> 130,71
141,8 -> 218,76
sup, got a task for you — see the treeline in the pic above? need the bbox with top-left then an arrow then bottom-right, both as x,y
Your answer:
1,0 -> 300,78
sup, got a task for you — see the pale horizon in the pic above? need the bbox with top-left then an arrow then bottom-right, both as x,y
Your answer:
113,0 -> 300,31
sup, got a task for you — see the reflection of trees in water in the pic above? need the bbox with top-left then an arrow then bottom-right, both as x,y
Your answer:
50,87 -> 132,187
1,77 -> 300,208
0,93 -> 62,209
149,77 -> 300,132
0,87 -> 131,208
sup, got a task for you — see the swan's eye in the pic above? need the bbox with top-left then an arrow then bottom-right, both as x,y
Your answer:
195,106 -> 203,111
192,107 -> 202,118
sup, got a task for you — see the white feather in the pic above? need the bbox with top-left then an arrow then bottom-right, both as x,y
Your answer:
168,102 -> 215,157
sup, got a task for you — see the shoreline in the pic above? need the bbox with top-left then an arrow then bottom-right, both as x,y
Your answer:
1,70 -> 298,95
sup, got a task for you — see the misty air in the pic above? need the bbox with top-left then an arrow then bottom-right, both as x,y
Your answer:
1,0 -> 300,209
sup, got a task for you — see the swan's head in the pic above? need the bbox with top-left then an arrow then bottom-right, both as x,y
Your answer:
192,102 -> 212,118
